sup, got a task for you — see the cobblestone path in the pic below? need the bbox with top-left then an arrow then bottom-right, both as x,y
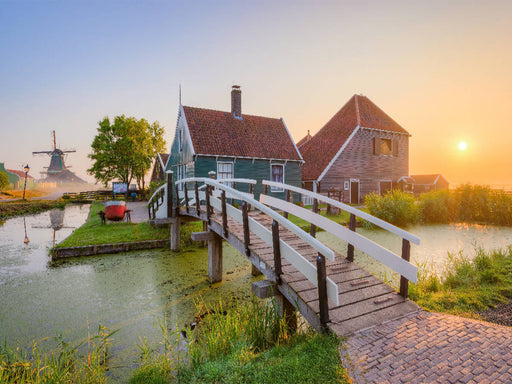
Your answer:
340,310 -> 512,383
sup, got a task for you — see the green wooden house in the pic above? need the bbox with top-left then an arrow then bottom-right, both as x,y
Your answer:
166,86 -> 303,199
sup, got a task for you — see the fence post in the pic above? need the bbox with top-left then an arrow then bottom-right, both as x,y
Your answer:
316,253 -> 329,332
221,190 -> 228,238
347,213 -> 356,262
242,202 -> 250,256
184,183 -> 189,213
174,182 -> 180,216
400,239 -> 411,298
310,198 -> 318,238
283,190 -> 291,219
166,171 -> 173,218
272,220 -> 282,284
205,185 -> 211,223
195,181 -> 200,216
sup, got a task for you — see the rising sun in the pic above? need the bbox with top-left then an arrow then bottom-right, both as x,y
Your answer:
458,141 -> 468,151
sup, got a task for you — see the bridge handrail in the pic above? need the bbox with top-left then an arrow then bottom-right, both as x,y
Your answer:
148,183 -> 166,204
217,178 -> 257,185
262,180 -> 420,245
177,177 -> 336,261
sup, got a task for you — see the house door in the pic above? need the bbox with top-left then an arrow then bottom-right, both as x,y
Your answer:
350,180 -> 359,204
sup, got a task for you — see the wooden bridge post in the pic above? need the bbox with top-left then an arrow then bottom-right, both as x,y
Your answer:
195,181 -> 200,216
205,185 -> 211,223
274,292 -> 297,333
221,190 -> 228,238
184,183 -> 189,213
400,239 -> 411,298
166,171 -> 174,218
208,232 -> 223,283
272,220 -> 282,284
242,202 -> 251,256
170,218 -> 181,252
347,213 -> 356,262
174,182 -> 180,216
310,198 -> 318,238
317,253 -> 329,332
283,190 -> 290,219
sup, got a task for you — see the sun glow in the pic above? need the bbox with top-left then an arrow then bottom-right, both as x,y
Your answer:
458,141 -> 468,151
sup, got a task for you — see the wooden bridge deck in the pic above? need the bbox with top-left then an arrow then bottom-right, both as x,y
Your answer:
182,206 -> 419,337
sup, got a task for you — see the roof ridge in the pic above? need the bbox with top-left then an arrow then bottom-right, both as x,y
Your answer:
355,94 -> 361,126
182,105 -> 282,121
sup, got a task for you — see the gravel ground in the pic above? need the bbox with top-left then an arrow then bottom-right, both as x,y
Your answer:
479,300 -> 512,326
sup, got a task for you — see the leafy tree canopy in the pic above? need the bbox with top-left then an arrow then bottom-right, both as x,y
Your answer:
88,115 -> 166,189
0,171 -> 8,190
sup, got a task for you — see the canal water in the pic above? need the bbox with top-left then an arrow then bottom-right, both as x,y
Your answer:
0,204 -> 255,381
2,205 -> 512,381
318,222 -> 512,285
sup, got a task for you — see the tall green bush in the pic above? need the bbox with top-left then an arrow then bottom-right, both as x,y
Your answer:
418,189 -> 459,223
364,190 -> 420,227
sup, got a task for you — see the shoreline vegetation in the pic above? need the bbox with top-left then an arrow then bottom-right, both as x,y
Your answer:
365,184 -> 512,228
0,199 -> 67,220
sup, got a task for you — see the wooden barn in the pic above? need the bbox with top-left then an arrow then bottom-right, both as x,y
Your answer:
398,174 -> 449,195
166,86 -> 303,198
300,94 -> 410,204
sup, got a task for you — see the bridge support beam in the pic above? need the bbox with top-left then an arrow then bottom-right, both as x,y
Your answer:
208,231 -> 223,283
252,280 -> 297,333
170,218 -> 181,252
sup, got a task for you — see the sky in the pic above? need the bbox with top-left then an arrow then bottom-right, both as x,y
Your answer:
1,0 -> 511,187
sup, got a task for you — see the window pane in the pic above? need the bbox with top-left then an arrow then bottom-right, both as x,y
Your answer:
271,164 -> 284,192
381,139 -> 392,155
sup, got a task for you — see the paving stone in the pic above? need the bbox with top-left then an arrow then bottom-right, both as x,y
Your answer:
340,310 -> 512,383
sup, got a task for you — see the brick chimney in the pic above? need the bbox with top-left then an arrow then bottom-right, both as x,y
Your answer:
231,85 -> 242,119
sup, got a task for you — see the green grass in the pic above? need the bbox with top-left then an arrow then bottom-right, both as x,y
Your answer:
0,200 -> 67,220
56,202 -> 170,248
410,247 -> 512,316
0,323 -> 116,384
129,297 -> 350,384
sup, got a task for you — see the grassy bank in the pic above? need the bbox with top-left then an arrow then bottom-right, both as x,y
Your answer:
0,324 -> 115,384
0,298 -> 348,384
130,297 -> 349,384
57,202 -> 167,248
0,199 -> 67,220
410,247 -> 512,317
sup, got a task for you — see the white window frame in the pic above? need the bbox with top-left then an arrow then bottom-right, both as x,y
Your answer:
270,163 -> 285,192
217,161 -> 234,187
379,180 -> 393,196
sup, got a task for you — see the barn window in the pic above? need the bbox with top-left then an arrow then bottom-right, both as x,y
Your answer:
217,162 -> 234,187
381,139 -> 393,155
270,164 -> 284,192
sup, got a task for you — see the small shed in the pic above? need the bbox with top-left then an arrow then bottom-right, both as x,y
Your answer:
398,174 -> 449,195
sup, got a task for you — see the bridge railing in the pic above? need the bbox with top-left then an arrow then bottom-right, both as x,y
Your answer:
261,180 -> 420,298
176,177 -> 339,327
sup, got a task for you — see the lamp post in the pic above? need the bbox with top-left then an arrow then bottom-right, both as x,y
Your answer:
22,164 -> 30,200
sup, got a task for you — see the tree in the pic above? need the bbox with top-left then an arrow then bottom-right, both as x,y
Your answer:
0,171 -> 8,191
88,115 -> 166,190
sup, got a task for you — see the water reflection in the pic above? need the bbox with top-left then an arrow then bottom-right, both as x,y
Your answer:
32,208 -> 76,247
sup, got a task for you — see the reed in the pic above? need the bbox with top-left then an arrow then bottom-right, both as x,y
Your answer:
410,247 -> 512,315
0,322 -> 116,384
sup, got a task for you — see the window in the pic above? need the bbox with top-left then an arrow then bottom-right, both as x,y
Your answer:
271,164 -> 284,192
178,130 -> 183,152
217,162 -> 234,187
380,139 -> 393,155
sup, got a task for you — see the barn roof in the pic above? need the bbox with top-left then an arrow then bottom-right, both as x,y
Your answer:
301,94 -> 409,181
182,106 -> 302,161
410,174 -> 448,185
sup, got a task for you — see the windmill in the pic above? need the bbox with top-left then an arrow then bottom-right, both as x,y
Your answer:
32,131 -> 87,184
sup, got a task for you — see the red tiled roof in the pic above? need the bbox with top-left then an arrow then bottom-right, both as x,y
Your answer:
297,130 -> 313,148
301,95 -> 409,180
6,169 -> 34,179
183,106 -> 301,161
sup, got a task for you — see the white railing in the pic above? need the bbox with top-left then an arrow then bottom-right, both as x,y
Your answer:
176,177 -> 339,307
261,180 -> 419,293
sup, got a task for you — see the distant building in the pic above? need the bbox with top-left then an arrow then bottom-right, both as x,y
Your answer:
398,174 -> 449,195
166,86 -> 303,198
300,94 -> 410,204
0,163 -> 35,190
150,153 -> 170,184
